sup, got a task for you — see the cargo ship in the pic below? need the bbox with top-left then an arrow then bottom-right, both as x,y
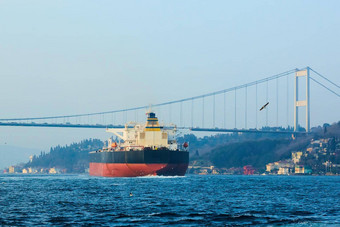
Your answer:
89,112 -> 189,177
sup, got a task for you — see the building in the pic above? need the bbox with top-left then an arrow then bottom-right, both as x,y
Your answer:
295,165 -> 303,174
266,163 -> 275,172
292,152 -> 303,164
243,165 -> 255,175
8,166 -> 15,174
295,165 -> 312,174
22,168 -> 28,174
49,168 -> 57,174
198,169 -> 208,175
266,160 -> 294,174
212,169 -> 219,174
278,167 -> 293,175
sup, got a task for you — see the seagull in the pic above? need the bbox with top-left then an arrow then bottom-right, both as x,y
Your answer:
260,102 -> 269,111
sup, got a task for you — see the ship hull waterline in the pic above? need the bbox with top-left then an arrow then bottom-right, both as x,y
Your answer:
89,149 -> 189,177
89,163 -> 188,177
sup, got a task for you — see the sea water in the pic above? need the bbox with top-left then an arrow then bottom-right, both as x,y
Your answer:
0,174 -> 339,226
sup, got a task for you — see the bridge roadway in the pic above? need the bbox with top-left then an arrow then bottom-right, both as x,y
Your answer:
0,122 -> 305,134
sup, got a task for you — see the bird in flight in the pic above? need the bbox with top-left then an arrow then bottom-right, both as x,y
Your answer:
260,102 -> 269,111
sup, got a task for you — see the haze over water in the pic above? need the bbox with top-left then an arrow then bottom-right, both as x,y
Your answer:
1,174 -> 339,226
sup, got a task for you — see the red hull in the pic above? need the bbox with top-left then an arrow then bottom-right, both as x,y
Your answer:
89,162 -> 188,177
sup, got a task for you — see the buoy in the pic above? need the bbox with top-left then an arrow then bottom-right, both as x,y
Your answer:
183,142 -> 189,148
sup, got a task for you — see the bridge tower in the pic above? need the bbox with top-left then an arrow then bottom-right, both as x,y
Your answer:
294,67 -> 310,132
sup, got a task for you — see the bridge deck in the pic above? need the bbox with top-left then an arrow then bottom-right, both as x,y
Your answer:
0,122 -> 305,134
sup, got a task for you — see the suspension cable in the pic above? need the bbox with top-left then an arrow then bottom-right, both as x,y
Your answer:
310,68 -> 340,89
0,68 -> 299,121
310,77 -> 340,97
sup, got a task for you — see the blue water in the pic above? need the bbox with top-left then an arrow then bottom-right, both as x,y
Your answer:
0,175 -> 339,226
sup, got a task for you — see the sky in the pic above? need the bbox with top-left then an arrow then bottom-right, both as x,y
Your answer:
0,0 -> 339,168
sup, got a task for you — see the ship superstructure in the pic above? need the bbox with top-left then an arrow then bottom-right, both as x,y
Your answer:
105,112 -> 178,152
89,112 -> 189,177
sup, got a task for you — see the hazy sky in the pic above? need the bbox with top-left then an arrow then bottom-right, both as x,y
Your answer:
0,0 -> 339,167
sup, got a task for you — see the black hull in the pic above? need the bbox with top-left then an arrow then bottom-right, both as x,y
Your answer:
90,149 -> 189,164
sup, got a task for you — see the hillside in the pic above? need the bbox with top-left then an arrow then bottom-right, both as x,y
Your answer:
192,121 -> 340,171
25,139 -> 103,173
208,138 -> 310,170
177,126 -> 293,157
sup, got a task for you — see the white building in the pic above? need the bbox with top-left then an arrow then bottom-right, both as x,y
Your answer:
278,167 -> 292,175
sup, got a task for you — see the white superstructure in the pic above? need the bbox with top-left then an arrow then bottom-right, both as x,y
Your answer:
104,112 -> 179,151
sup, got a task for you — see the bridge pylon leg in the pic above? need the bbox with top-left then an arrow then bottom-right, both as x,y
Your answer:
294,67 -> 310,132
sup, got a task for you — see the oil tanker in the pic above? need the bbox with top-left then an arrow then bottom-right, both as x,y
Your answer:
89,112 -> 189,177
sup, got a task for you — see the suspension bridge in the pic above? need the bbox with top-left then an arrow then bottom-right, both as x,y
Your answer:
0,67 -> 339,134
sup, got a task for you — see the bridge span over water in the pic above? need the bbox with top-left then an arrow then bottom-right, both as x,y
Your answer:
0,67 -> 339,135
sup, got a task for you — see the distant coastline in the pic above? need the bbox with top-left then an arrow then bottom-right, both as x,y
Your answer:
3,122 -> 340,176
